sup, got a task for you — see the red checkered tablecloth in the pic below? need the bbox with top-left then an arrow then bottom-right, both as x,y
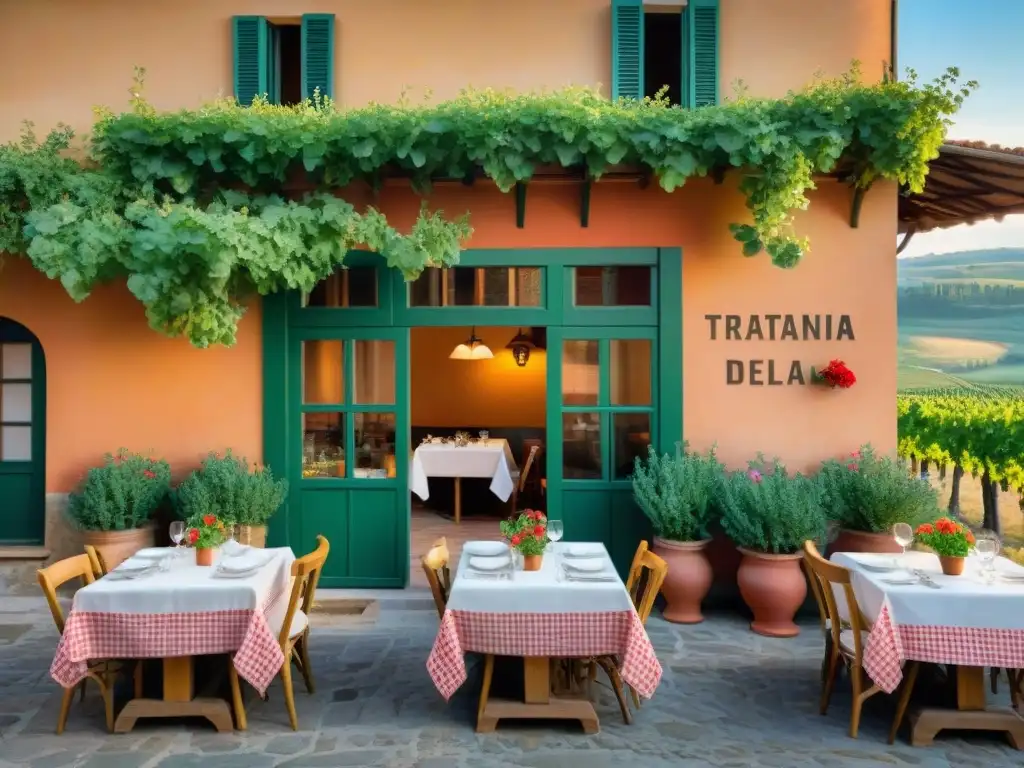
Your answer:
50,592 -> 286,696
427,608 -> 662,700
864,601 -> 1024,693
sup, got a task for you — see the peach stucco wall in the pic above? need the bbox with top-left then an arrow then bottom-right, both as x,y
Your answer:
0,0 -> 897,491
0,0 -> 892,141
0,261 -> 263,492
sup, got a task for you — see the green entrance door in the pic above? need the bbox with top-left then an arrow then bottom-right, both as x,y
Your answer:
546,327 -> 657,575
0,319 -> 46,545
289,326 -> 410,587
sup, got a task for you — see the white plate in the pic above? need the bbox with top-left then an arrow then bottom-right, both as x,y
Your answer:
468,555 -> 511,572
132,548 -> 171,560
118,558 -> 160,573
881,576 -> 918,585
563,545 -> 604,559
563,559 -> 605,573
464,541 -> 508,557
213,568 -> 259,579
858,559 -> 900,573
219,555 -> 271,573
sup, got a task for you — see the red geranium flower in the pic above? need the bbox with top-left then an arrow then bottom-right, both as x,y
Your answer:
535,525 -> 545,536
188,528 -> 199,544
202,514 -> 217,527
142,469 -> 156,479
511,534 -> 521,546
916,523 -> 934,535
816,360 -> 857,389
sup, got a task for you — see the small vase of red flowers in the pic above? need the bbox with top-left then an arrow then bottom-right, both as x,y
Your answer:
813,359 -> 857,389
187,513 -> 230,566
915,517 -> 975,575
500,509 -> 548,571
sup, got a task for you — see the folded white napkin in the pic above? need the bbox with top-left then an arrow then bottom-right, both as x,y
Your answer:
218,550 -> 271,573
221,540 -> 250,557
118,557 -> 160,572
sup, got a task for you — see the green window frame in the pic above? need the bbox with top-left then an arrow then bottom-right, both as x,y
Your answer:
233,13 -> 335,105
610,0 -> 720,107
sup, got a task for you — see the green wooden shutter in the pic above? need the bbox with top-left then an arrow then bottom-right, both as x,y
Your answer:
232,16 -> 269,106
301,14 -> 335,101
686,0 -> 720,107
611,0 -> 644,101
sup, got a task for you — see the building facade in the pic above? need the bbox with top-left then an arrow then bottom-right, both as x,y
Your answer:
0,0 -> 898,587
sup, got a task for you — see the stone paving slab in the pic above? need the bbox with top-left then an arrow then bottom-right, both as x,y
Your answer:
0,595 -> 1019,767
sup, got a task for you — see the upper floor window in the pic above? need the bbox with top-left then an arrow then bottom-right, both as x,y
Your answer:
611,0 -> 719,107
233,14 -> 335,106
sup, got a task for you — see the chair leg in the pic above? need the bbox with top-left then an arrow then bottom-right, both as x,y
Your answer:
476,654 -> 495,727
629,685 -> 641,710
597,658 -> 632,725
280,652 -> 299,731
296,631 -> 315,694
1010,670 -> 1022,710
77,680 -> 87,703
991,667 -> 1001,694
228,660 -> 247,731
820,647 -> 841,716
888,661 -> 920,744
133,662 -> 143,699
56,686 -> 75,734
848,666 -> 879,739
100,680 -> 114,733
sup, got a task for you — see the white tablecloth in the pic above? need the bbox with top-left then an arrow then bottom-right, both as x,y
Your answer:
73,546 -> 295,615
410,440 -> 518,502
831,551 -> 1024,630
446,542 -> 633,614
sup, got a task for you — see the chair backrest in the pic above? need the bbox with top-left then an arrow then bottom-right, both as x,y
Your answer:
802,540 -> 867,661
518,445 -> 541,492
37,554 -> 96,635
279,535 -> 330,648
802,552 -> 829,635
83,545 -> 108,578
624,541 -> 668,625
422,537 -> 451,619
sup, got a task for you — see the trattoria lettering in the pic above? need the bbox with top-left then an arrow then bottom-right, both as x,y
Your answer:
704,314 -> 855,386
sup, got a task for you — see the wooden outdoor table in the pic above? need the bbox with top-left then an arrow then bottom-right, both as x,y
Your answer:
910,665 -> 1024,748
476,656 -> 598,733
115,656 -> 234,732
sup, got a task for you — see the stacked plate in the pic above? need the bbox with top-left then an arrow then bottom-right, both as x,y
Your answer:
108,557 -> 162,580
214,552 -> 272,579
561,552 -> 615,582
999,570 -> 1024,585
562,544 -> 604,560
463,541 -> 512,577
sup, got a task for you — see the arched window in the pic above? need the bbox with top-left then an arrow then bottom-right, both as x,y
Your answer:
0,318 -> 46,545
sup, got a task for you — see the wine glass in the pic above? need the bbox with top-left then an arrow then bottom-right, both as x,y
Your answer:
548,519 -> 564,569
892,522 -> 913,568
975,536 -> 1000,584
169,521 -> 185,557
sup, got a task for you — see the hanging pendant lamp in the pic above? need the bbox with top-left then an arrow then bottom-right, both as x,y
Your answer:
505,328 -> 537,367
449,327 -> 493,360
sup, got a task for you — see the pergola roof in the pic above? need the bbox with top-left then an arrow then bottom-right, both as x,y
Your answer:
899,140 -> 1024,235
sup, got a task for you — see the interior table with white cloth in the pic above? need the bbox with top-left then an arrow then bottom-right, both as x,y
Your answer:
410,439 -> 518,523
50,544 -> 295,733
831,550 -> 1024,748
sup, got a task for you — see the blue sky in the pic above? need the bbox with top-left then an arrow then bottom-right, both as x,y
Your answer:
898,0 -> 1024,257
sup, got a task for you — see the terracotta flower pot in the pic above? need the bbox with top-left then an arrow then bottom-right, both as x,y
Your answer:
81,525 -> 156,571
523,554 -> 543,571
829,528 -> 901,556
235,525 -> 267,548
195,547 -> 217,567
652,537 -> 713,624
736,547 -> 807,638
939,555 -> 965,576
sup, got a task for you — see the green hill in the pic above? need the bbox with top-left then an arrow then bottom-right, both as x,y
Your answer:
897,248 -> 1024,390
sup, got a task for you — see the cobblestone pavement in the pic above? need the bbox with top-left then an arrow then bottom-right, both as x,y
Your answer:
0,594 -> 1020,767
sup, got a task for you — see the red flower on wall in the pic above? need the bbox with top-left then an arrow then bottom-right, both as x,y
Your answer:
814,359 -> 857,389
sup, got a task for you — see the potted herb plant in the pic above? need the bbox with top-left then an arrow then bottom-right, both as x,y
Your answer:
631,443 -> 726,623
187,514 -> 230,566
175,451 -> 287,547
819,445 -> 939,554
721,456 -> 826,638
66,449 -> 171,569
915,517 -> 975,575
500,509 -> 548,570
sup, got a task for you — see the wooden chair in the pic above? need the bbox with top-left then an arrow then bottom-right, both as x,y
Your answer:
38,554 -> 118,733
520,438 -> 544,496
228,535 -> 330,731
509,444 -> 541,513
83,545 -> 108,578
992,668 -> 1023,709
802,554 -> 835,685
421,537 -> 451,620
579,541 -> 668,724
803,541 -> 919,742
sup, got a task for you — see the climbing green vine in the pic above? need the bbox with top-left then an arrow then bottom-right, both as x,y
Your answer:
0,65 -> 972,346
